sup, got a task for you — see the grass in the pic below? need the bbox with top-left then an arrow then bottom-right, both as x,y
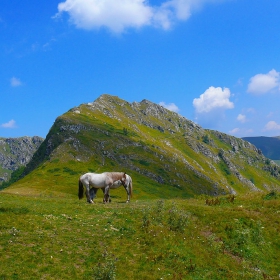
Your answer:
0,191 -> 279,279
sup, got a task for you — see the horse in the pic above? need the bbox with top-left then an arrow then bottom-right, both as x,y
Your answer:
78,172 -> 126,203
90,174 -> 133,203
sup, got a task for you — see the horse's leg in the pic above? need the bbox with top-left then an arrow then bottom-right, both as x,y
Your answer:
108,189 -> 112,203
124,185 -> 130,203
101,188 -> 105,203
89,187 -> 98,201
89,188 -> 94,201
85,184 -> 93,203
103,186 -> 110,203
101,188 -> 111,203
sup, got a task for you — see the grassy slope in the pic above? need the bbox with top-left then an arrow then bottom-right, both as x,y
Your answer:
0,192 -> 279,279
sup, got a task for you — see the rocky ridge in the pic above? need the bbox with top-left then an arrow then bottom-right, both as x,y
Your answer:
0,136 -> 44,184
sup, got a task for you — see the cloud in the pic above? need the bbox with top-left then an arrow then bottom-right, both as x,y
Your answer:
193,86 -> 234,113
229,127 -> 254,137
237,114 -> 246,123
153,0 -> 200,29
159,101 -> 179,112
235,78 -> 243,87
55,0 -> 227,33
264,121 -> 280,131
247,69 -> 280,95
1,119 -> 17,128
246,108 -> 255,114
10,77 -> 22,87
55,0 -> 153,33
229,128 -> 240,134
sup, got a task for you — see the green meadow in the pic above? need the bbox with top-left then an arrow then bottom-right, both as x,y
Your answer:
1,191 -> 279,279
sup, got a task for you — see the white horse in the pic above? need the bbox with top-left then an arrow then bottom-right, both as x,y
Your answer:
90,174 -> 133,203
78,172 -> 127,203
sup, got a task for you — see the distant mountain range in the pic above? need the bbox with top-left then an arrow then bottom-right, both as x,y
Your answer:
243,136 -> 280,164
2,94 -> 279,197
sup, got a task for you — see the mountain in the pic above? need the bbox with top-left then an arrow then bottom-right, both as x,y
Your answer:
242,136 -> 280,161
2,94 -> 280,198
0,136 -> 44,185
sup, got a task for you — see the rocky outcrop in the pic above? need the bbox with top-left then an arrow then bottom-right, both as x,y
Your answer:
0,136 -> 43,183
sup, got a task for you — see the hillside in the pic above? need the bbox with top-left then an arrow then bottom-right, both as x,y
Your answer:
2,94 -> 280,198
243,136 -> 280,161
0,136 -> 43,185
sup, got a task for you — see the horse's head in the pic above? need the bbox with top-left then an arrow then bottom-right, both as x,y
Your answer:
120,172 -> 127,186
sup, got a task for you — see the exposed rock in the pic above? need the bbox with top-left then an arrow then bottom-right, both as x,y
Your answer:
0,136 -> 44,184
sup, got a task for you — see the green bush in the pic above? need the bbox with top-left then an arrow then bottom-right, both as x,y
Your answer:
92,250 -> 117,280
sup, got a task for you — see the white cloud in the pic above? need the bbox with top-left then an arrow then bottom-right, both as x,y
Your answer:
159,101 -> 179,112
193,86 -> 234,113
55,0 -> 153,33
55,0 -> 227,33
246,108 -> 255,114
10,77 -> 22,87
1,119 -> 17,128
229,128 -> 240,134
229,127 -> 254,137
237,114 -> 246,123
247,69 -> 280,95
264,121 -> 280,131
235,78 -> 243,87
153,0 -> 197,29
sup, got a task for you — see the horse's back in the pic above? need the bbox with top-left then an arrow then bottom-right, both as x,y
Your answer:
79,173 -> 92,182
84,172 -> 110,188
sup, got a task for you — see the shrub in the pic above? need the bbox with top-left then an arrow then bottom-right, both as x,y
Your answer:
263,190 -> 278,200
167,203 -> 188,233
92,250 -> 117,280
202,135 -> 210,144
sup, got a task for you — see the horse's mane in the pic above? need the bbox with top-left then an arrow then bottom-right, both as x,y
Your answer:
104,172 -> 125,175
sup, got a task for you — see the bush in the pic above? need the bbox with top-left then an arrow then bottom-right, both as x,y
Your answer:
167,203 -> 188,233
141,201 -> 188,233
263,190 -> 278,200
92,250 -> 117,280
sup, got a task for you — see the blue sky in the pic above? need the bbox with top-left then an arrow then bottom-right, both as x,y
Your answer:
1,0 -> 280,138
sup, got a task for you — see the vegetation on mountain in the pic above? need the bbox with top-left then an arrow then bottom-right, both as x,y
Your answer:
2,94 -> 280,197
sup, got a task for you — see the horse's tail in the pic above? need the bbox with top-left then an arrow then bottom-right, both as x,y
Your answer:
78,179 -> 84,199
129,178 -> 133,199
